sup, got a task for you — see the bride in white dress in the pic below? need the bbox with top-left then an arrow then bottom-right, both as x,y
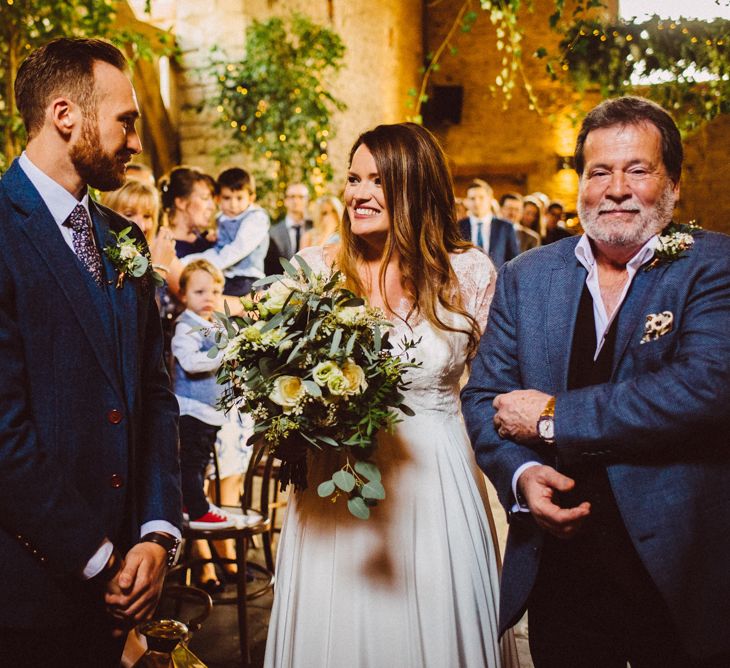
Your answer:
264,123 -> 518,668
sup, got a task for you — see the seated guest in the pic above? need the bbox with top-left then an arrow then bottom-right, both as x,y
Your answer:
266,182 -> 312,273
180,167 -> 269,297
101,179 -> 181,294
160,166 -> 216,258
458,178 -> 519,268
520,195 -> 543,237
300,194 -> 343,249
542,200 -> 572,244
500,191 -> 540,253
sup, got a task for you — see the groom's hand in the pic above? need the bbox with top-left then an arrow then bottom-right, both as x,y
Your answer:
518,465 -> 590,539
104,542 -> 167,631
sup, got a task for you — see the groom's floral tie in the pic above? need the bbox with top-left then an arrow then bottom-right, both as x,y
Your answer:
65,204 -> 103,286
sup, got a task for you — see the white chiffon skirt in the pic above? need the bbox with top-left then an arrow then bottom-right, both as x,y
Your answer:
264,409 -> 517,668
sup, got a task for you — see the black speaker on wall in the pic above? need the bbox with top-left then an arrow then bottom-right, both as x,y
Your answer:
422,85 -> 464,127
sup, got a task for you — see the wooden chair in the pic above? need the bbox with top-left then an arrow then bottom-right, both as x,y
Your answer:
170,440 -> 276,666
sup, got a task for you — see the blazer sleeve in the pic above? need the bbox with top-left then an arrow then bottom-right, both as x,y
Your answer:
461,261 -> 547,512
0,253 -> 107,574
134,239 -> 182,532
554,240 -> 730,462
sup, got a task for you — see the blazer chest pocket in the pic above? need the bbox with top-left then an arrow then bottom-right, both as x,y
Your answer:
631,330 -> 677,370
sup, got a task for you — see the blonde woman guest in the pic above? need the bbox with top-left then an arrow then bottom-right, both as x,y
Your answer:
300,195 -> 343,249
101,179 -> 180,293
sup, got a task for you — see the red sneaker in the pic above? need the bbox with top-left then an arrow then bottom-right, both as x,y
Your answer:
188,504 -> 235,530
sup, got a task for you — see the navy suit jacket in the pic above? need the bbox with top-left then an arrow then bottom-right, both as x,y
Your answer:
458,216 -> 519,269
462,232 -> 730,658
0,160 -> 182,627
265,218 -> 313,275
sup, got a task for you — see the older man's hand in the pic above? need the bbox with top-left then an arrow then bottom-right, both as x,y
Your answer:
518,465 -> 591,539
493,389 -> 552,443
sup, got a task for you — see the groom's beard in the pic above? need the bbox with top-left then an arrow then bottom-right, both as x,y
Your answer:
70,116 -> 130,192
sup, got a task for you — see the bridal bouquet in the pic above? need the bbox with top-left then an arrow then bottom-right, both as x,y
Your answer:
210,256 -> 418,519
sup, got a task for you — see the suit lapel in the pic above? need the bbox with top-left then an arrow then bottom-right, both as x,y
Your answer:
92,201 -> 139,411
274,222 -> 292,260
611,260 -> 669,376
545,243 -> 586,391
4,163 -> 123,396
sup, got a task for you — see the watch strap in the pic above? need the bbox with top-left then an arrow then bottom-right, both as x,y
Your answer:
140,532 -> 180,568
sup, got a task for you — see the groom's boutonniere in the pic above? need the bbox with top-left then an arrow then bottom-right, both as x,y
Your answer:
645,221 -> 701,271
104,227 -> 165,289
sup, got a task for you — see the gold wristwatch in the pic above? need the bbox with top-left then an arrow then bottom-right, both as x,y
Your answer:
537,396 -> 556,445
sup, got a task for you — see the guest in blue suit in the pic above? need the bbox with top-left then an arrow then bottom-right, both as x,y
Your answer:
0,39 -> 182,666
458,178 -> 520,268
462,96 -> 730,666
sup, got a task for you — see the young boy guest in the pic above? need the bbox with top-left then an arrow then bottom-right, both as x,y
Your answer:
180,167 -> 270,296
172,260 -> 236,530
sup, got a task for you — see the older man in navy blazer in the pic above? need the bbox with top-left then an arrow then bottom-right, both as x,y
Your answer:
0,39 -> 181,666
458,178 -> 519,268
463,97 -> 730,666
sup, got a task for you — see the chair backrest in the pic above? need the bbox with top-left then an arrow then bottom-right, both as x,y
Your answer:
240,439 -> 276,521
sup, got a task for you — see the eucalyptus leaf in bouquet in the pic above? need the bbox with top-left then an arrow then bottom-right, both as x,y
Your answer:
210,255 -> 419,519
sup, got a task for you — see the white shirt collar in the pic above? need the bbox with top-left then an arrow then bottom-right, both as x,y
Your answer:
183,309 -> 215,327
469,213 -> 493,225
574,232 -> 657,273
18,151 -> 90,226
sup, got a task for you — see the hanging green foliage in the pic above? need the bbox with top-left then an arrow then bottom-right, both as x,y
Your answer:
0,0 -> 170,172
544,14 -> 730,132
205,13 -> 346,216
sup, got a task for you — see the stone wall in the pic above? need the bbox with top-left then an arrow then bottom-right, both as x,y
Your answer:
679,114 -> 730,233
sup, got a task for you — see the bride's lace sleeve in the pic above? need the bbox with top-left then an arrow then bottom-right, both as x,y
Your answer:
451,248 -> 497,335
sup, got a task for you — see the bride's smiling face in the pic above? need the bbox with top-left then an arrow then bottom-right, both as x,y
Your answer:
345,144 -> 390,240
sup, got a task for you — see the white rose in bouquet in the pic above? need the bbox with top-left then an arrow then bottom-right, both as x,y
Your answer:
262,278 -> 302,314
269,375 -> 306,410
342,360 -> 368,395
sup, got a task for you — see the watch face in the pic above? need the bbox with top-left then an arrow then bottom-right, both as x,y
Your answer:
538,417 -> 554,440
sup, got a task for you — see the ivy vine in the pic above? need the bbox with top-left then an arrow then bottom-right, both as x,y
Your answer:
545,14 -> 730,132
411,1 -> 729,135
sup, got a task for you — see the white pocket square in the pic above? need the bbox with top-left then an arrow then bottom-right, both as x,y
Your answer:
641,311 -> 674,344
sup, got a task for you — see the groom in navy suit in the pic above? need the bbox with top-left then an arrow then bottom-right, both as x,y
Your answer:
463,97 -> 730,666
0,39 -> 181,666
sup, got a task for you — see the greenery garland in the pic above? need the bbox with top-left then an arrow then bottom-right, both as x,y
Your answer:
204,14 -> 346,216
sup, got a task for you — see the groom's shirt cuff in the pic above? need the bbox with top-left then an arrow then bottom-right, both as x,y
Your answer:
82,539 -> 114,579
82,521 -> 182,580
511,461 -> 541,513
141,520 -> 182,541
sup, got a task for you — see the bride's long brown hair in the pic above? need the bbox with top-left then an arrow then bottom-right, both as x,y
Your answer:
335,122 -> 481,356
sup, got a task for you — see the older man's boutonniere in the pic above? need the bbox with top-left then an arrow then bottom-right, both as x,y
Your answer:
104,227 -> 165,289
645,221 -> 701,271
